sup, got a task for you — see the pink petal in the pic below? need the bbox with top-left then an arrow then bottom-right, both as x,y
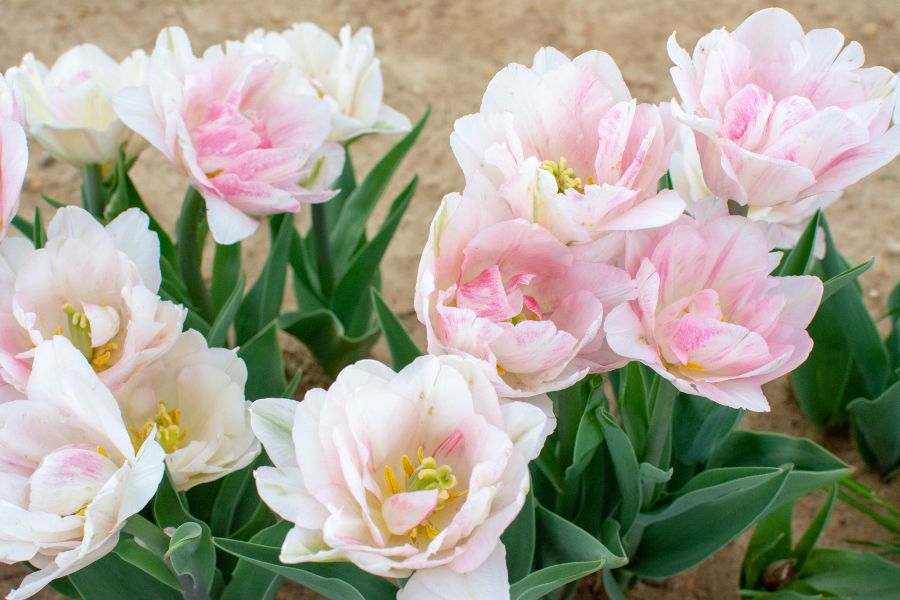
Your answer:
381,490 -> 439,536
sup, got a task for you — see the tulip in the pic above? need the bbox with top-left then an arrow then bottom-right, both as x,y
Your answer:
451,47 -> 684,245
6,44 -> 147,167
0,337 -> 165,600
250,355 -> 552,598
416,185 -> 635,397
604,202 -> 823,411
244,23 -> 411,141
668,7 -> 900,247
114,27 -> 344,244
0,206 -> 184,392
114,330 -> 259,490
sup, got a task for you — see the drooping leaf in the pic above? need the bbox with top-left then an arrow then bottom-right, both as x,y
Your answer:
206,272 -> 246,348
502,489 -> 536,583
847,380 -> 900,477
371,287 -> 421,370
775,210 -> 821,277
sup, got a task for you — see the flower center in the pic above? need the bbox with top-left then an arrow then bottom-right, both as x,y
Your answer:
383,446 -> 466,542
541,156 -> 590,193
57,304 -> 119,372
130,402 -> 187,454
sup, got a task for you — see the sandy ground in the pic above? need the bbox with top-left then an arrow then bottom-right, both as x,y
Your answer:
1,1 -> 898,598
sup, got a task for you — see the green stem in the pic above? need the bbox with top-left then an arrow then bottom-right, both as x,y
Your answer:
312,202 -> 334,297
641,377 -> 678,506
176,188 -> 215,320
81,164 -> 107,219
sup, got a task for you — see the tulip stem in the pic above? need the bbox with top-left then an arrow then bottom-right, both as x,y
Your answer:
176,187 -> 215,321
312,203 -> 334,297
81,164 -> 107,220
641,376 -> 678,507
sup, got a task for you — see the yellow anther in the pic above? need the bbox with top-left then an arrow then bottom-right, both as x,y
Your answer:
384,465 -> 400,495
497,364 -> 506,376
97,446 -> 109,458
424,522 -> 440,539
130,402 -> 187,454
91,341 -> 118,371
540,156 -> 584,193
206,169 -> 223,179
54,327 -> 64,336
402,455 -> 415,478
684,361 -> 705,371
417,446 -> 425,464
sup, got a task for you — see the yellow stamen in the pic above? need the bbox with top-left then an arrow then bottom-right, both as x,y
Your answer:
91,341 -> 118,371
417,446 -> 425,464
384,465 -> 400,495
97,446 -> 109,458
540,156 -> 584,193
206,169 -> 223,179
402,455 -> 415,478
684,361 -> 705,371
424,522 -> 440,539
130,402 -> 187,454
496,364 -> 506,376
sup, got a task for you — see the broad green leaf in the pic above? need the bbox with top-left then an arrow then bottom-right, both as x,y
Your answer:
210,461 -> 258,538
775,210 -> 821,276
206,272 -> 245,348
221,521 -> 290,600
617,363 -> 650,456
167,522 -> 211,593
847,380 -> 900,477
631,466 -> 790,578
793,548 -> 900,600
371,287 -> 422,370
565,386 -> 605,480
502,489 -> 536,583
332,177 -> 417,334
280,309 -> 379,378
510,503 -> 627,600
238,319 -> 286,399
821,257 -> 873,303
330,109 -> 429,268
69,552 -> 181,600
599,410 -> 641,534
214,537 -> 397,600
114,538 -> 181,591
673,393 -> 744,467
707,431 -> 852,508
235,213 -> 293,344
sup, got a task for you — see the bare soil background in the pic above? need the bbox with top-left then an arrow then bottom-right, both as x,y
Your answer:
1,1 -> 898,598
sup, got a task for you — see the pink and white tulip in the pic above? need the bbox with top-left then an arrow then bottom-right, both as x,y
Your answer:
0,206 -> 185,392
244,23 -> 411,141
604,202 -> 823,411
0,337 -> 165,600
451,47 -> 684,245
0,73 -> 27,242
114,27 -> 343,244
6,44 -> 147,167
669,7 -> 900,247
416,187 -> 635,397
250,355 -> 551,599
114,330 -> 259,491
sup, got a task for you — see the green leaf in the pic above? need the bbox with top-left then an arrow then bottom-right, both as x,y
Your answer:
209,462 -> 257,538
331,176 -> 417,334
821,257 -> 873,303
69,551 -> 182,600
290,229 -> 326,310
166,522 -> 211,593
108,156 -> 175,262
280,309 -> 379,378
330,109 -> 429,267
775,210 -> 821,276
212,242 -> 242,312
237,319 -> 286,399
283,368 -> 303,398
371,287 -> 421,370
114,538 -> 181,591
793,548 -> 900,600
32,206 -> 46,249
206,272 -> 246,348
221,521 -> 289,600
214,537 -> 397,600
847,380 -> 900,477
632,466 -> 790,578
80,163 -> 109,220
502,489 -> 536,583
617,363 -> 650,457
742,502 -> 794,588
792,485 -> 837,573
324,147 -> 356,227
510,503 -> 627,600
235,213 -> 294,344
673,393 -> 744,467
600,410 -> 641,534
707,431 -> 852,508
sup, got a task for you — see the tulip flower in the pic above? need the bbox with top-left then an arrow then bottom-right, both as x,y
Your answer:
416,185 -> 635,397
114,330 -> 259,490
6,44 -> 147,167
451,47 -> 684,245
604,201 -> 823,411
0,337 -> 165,600
114,27 -> 344,244
668,7 -> 900,247
244,23 -> 411,142
250,355 -> 552,598
0,206 -> 184,392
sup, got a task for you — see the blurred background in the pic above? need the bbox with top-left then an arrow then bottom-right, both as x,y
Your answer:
1,1 -> 898,598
